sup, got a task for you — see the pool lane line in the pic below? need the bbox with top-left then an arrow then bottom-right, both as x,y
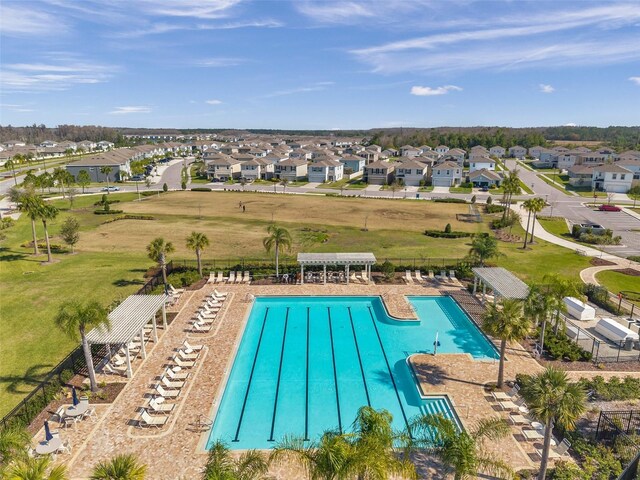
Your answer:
268,307 -> 290,442
367,306 -> 411,437
304,307 -> 310,441
328,307 -> 343,434
233,307 -> 269,443
348,307 -> 371,407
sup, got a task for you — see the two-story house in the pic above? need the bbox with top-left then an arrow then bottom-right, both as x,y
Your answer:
275,158 -> 308,181
469,157 -> 496,171
489,146 -> 506,157
364,160 -> 396,185
592,164 -> 633,193
447,148 -> 466,165
308,158 -> 344,183
241,158 -> 274,181
395,160 -> 428,186
207,156 -> 241,181
339,155 -> 366,174
508,145 -> 527,158
434,145 -> 449,155
431,161 -> 462,187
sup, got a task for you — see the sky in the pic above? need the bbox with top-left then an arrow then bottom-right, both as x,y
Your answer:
1,0 -> 639,130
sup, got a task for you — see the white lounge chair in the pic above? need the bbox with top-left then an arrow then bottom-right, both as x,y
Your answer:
208,272 -> 217,284
155,384 -> 179,398
191,322 -> 211,333
104,363 -> 127,376
81,407 -> 97,422
361,270 -> 369,283
536,439 -> 571,459
183,340 -> 203,351
509,414 -> 530,425
213,289 -> 228,298
56,439 -> 72,455
149,398 -> 175,414
498,400 -> 519,411
428,270 -> 435,280
173,356 -> 195,368
168,284 -> 184,295
178,349 -> 199,361
197,309 -> 216,319
139,409 -> 168,428
405,271 -> 414,284
227,271 -> 235,283
492,385 -> 519,401
166,367 -> 189,381
449,270 -> 457,281
235,271 -> 243,284
242,271 -> 251,283
161,376 -> 184,390
414,270 -> 424,283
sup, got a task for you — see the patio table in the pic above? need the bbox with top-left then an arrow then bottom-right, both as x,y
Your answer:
35,438 -> 61,455
65,403 -> 89,418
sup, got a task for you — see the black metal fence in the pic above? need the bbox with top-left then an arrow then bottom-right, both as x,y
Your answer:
563,316 -> 640,364
618,450 -> 640,480
596,410 -> 640,475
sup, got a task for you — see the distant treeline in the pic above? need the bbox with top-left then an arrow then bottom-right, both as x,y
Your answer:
1,124 -> 638,150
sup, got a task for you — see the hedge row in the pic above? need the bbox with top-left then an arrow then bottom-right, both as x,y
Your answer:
433,198 -> 467,204
100,214 -> 156,225
424,230 -> 473,238
191,187 -> 212,192
94,209 -> 124,215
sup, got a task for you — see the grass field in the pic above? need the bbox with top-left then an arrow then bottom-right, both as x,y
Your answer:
596,270 -> 640,297
537,216 -> 570,237
0,190 -> 592,416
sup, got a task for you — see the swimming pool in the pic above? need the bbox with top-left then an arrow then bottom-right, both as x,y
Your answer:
208,295 -> 498,449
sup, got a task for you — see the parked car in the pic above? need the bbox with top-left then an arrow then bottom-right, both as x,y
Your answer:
480,186 -> 489,192
130,174 -> 145,181
101,186 -> 120,192
599,204 -> 621,212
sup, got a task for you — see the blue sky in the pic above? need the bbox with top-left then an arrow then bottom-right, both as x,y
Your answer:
1,0 -> 639,129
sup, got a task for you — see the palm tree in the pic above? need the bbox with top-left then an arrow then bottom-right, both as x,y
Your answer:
15,191 -> 45,256
5,158 -> 18,186
0,426 -> 30,468
186,232 -> 209,276
271,432 -> 353,480
146,237 -> 175,285
527,197 -> 546,246
520,367 -> 586,480
522,198 -> 535,249
542,274 -> 580,335
411,414 -> 513,480
90,453 -> 147,480
483,298 -> 531,388
54,300 -> 110,392
468,234 -> 500,266
500,169 -> 521,221
38,203 -> 59,263
6,456 -> 68,480
203,441 -> 269,480
524,284 -> 554,330
100,166 -> 113,192
77,170 -> 91,194
263,224 -> 292,279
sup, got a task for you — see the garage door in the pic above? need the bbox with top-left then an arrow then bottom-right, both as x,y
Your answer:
432,178 -> 451,187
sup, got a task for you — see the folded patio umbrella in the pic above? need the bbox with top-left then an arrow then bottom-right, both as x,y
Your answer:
72,386 -> 79,406
44,420 -> 53,441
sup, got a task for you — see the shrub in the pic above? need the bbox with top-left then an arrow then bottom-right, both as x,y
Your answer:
484,204 -> 505,214
162,183 -> 168,192
628,255 -> 640,262
424,230 -> 473,238
93,199 -> 120,206
577,375 -> 640,401
490,216 -> 517,229
486,195 -> 492,205
470,195 -> 476,204
433,198 -> 467,203
381,260 -> 396,279
59,368 -> 75,384
181,181 -> 187,190
460,181 -> 473,188
94,209 -> 124,215
583,284 -> 617,314
191,187 -> 212,192
444,223 -> 452,233
539,327 -> 592,361
166,268 -> 201,287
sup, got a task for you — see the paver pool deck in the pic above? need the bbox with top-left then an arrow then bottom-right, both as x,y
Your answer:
44,282 -> 551,478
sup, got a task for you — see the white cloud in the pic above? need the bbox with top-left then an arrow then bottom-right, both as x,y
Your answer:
539,84 -> 555,93
194,57 -> 245,68
629,76 -> 640,85
411,85 -> 462,96
295,0 -> 433,25
109,106 -> 152,115
0,5 -> 66,36
263,81 -> 335,98
205,99 -> 223,105
564,123 -> 577,126
138,0 -> 242,19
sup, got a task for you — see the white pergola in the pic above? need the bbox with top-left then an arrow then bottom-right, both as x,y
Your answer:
472,267 -> 529,304
297,252 -> 377,284
86,295 -> 168,378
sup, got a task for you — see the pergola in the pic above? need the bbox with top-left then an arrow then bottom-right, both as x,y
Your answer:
86,295 -> 168,378
297,252 -> 377,284
472,267 -> 529,304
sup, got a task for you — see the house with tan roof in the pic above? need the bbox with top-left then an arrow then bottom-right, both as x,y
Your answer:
434,145 -> 449,154
364,160 -> 396,185
567,165 -> 595,187
431,161 -> 462,187
395,159 -> 428,186
241,158 -> 274,181
592,164 -> 633,192
469,169 -> 501,188
206,156 -> 241,181
275,157 -> 308,181
308,158 -> 344,183
469,157 -> 496,171
508,145 -> 527,158
489,146 -> 505,157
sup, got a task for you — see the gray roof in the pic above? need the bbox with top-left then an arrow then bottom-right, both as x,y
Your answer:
297,252 -> 376,265
472,267 -> 529,299
86,295 -> 167,345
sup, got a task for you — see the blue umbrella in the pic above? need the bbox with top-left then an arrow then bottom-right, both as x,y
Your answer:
72,386 -> 79,406
44,420 -> 53,441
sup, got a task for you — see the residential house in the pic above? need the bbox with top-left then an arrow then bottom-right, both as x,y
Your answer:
401,145 -> 420,157
567,165 -> 595,187
616,160 -> 640,186
381,148 -> 398,158
364,160 -> 396,185
206,156 -> 241,181
489,146 -> 506,157
58,141 -> 77,151
528,146 -> 546,158
615,151 -> 640,163
395,159 -> 428,186
367,144 -> 382,153
219,145 -> 238,155
39,140 -> 58,148
3,140 -> 26,147
359,148 -> 379,163
66,153 -> 131,182
308,158 -> 344,183
434,145 -> 449,155
275,158 -> 308,181
241,158 -> 274,181
556,151 -> 582,170
77,140 -> 96,151
447,148 -> 466,165
592,164 -> 633,193
96,141 -> 114,150
508,146 -> 527,158
469,157 -> 496,171
469,169 -> 501,188
339,155 -> 365,174
576,153 -> 608,166
290,148 -> 311,160
431,161 -> 462,187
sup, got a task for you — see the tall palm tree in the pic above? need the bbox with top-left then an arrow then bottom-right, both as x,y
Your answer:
520,367 -> 586,480
100,166 -> 113,192
263,224 -> 292,279
37,203 -> 59,263
271,432 -> 354,480
90,453 -> 147,480
203,441 -> 269,480
15,190 -> 44,255
6,456 -> 68,480
0,426 -> 30,468
500,169 -> 521,221
483,298 -> 531,388
524,284 -> 554,330
186,232 -> 209,276
411,414 -> 513,480
468,234 -> 500,266
54,300 -> 110,392
522,199 -> 535,249
5,158 -> 18,186
527,197 -> 546,246
146,237 -> 175,285
542,274 -> 580,335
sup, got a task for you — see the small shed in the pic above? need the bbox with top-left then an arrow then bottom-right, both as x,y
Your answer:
563,297 -> 596,321
595,318 -> 639,343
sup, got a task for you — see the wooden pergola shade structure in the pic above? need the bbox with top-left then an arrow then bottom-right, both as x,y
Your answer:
86,295 -> 168,378
297,252 -> 377,284
472,267 -> 529,304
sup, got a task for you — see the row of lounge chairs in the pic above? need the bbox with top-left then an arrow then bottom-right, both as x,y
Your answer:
167,284 -> 185,305
191,290 -> 228,333
404,270 -> 457,285
139,339 -> 204,428
207,271 -> 251,284
103,327 -> 157,376
489,385 -> 572,460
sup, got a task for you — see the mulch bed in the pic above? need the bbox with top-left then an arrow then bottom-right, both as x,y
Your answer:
613,268 -> 640,277
590,257 -> 616,267
25,377 -> 125,435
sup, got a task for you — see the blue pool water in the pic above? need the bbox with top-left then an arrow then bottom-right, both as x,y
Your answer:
208,296 -> 498,449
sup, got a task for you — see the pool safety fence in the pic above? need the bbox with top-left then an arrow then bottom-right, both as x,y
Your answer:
596,409 -> 640,475
562,316 -> 640,364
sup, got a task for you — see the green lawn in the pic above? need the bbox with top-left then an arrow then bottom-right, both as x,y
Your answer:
595,270 -> 640,296
0,190 -> 594,416
537,216 -> 570,237
189,163 -> 209,184
418,186 -> 434,192
316,178 -> 367,190
450,186 -> 472,193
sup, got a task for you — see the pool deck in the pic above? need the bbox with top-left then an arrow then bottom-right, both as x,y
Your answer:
41,282 -> 545,478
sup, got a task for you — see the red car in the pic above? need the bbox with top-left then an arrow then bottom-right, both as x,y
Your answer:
599,204 -> 621,212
